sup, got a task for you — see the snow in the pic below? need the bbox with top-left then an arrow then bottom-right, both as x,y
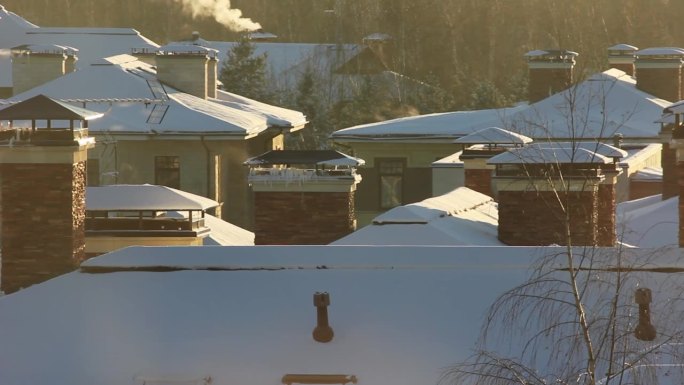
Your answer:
333,69 -> 667,142
608,43 -> 639,52
636,47 -> 684,56
157,44 -> 218,56
631,166 -> 663,181
1,245 -> 684,385
5,55 -> 305,137
617,195 -> 678,248
332,188 -> 501,246
453,126 -> 533,144
665,99 -> 684,114
488,145 -> 612,164
86,185 -> 219,211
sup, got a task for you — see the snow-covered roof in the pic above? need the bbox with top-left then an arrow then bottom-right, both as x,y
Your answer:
0,6 -> 159,88
664,99 -> 684,114
608,43 -> 639,52
1,245 -> 684,385
331,106 -> 526,141
631,166 -> 662,181
6,55 -> 306,138
536,141 -> 628,158
86,185 -> 219,211
454,126 -> 532,145
617,195 -> 677,248
636,47 -> 684,57
488,145 -> 612,165
333,69 -> 668,142
332,187 -> 501,246
164,210 -> 254,246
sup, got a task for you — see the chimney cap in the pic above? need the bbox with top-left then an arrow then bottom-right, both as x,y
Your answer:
487,144 -> 613,165
11,43 -> 74,55
247,29 -> 278,41
157,44 -> 218,58
525,49 -> 578,62
363,33 -> 393,43
454,127 -> 533,145
636,47 -> 684,58
608,43 -> 639,53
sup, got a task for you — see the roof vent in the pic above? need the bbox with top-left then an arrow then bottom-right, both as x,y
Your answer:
634,288 -> 656,341
313,292 -> 334,343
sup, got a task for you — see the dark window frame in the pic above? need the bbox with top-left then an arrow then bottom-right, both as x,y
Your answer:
155,155 -> 181,189
377,158 -> 406,209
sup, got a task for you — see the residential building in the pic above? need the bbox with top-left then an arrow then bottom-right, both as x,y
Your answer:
5,51 -> 306,229
332,56 -> 670,225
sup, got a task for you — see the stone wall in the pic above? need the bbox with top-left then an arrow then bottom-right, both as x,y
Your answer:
498,190 -> 598,246
597,183 -> 616,246
254,191 -> 356,245
1,161 -> 86,293
662,142 -> 678,199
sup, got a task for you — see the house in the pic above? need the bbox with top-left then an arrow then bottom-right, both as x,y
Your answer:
175,34 -> 417,105
85,184 -> 254,257
332,52 -> 672,224
0,5 -> 159,97
0,244 -> 683,384
3,51 -> 307,229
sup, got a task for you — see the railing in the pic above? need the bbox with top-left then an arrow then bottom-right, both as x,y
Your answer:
85,217 -> 206,236
248,167 -> 358,182
0,127 -> 89,146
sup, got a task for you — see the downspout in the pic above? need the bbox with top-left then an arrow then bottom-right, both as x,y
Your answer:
200,135 -> 211,198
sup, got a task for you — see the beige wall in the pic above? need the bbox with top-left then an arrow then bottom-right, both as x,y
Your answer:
88,133 -> 282,230
343,142 -> 457,226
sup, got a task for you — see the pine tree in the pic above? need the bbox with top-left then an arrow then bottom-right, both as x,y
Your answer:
219,36 -> 271,102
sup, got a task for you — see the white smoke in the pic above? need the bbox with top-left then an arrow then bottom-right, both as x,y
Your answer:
173,0 -> 261,32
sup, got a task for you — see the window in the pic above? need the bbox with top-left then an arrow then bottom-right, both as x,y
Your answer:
155,156 -> 180,189
378,158 -> 404,209
86,158 -> 100,186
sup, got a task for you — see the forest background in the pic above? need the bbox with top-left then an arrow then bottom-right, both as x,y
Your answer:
2,0 -> 684,145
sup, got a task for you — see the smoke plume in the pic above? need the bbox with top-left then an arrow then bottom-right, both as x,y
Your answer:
173,0 -> 261,32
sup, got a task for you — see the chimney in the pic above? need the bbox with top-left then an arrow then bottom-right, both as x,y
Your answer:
489,143 -> 622,246
0,94 -> 99,293
607,44 -> 638,76
362,33 -> 394,69
131,47 -> 157,66
454,127 -> 533,198
247,150 -> 363,245
11,44 -> 70,95
155,44 -> 219,100
659,110 -> 678,199
666,102 -> 684,246
634,288 -> 656,341
635,47 -> 684,102
525,49 -> 578,103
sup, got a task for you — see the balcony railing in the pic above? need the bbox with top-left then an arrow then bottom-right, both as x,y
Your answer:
248,167 -> 358,182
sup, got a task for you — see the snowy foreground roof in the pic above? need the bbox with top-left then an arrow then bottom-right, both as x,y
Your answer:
2,246 -> 684,385
332,69 -> 669,141
617,194 -> 678,248
3,55 -> 306,138
332,187 -> 501,245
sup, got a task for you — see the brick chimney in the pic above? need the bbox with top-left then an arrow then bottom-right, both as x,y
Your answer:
454,127 -> 533,198
155,44 -> 219,100
635,47 -> 684,102
666,102 -> 684,246
489,143 -> 621,246
0,94 -> 99,293
11,44 -> 73,96
607,44 -> 638,76
659,110 -> 678,199
247,150 -> 363,245
525,49 -> 578,103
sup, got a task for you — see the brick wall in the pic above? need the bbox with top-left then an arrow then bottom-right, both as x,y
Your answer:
528,68 -> 573,103
597,183 -> 616,246
465,169 -> 493,197
636,67 -> 681,102
254,191 -> 356,245
662,142 -> 678,199
610,62 -> 635,76
498,190 -> 598,246
629,181 -> 662,200
1,161 -> 86,293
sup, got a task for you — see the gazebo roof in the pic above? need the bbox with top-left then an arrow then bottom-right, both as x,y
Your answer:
0,94 -> 103,121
